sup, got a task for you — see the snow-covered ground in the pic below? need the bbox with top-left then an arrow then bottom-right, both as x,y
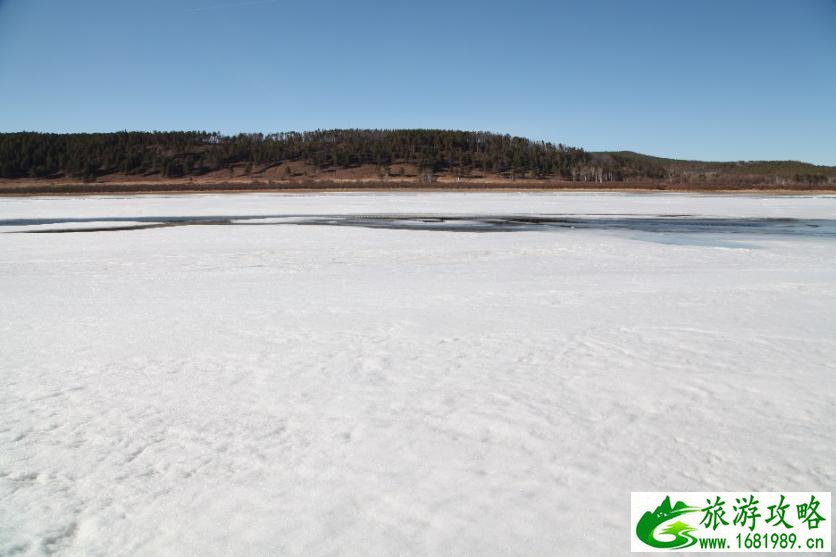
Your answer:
1,193 -> 835,556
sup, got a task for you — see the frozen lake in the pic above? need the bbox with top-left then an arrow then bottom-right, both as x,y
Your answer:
1,193 -> 835,555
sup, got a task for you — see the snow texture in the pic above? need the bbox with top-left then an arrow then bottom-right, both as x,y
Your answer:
1,193 -> 835,555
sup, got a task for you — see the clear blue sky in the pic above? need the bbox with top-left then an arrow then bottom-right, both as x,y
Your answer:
1,0 -> 834,164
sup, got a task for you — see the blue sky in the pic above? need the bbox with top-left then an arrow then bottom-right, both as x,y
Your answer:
1,0 -> 834,164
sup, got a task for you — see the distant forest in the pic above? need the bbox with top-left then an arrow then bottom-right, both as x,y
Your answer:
0,130 -> 589,181
1,130 -> 834,186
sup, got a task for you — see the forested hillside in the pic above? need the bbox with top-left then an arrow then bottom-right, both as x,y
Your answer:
1,130 -> 834,187
592,151 -> 836,186
0,130 -> 588,181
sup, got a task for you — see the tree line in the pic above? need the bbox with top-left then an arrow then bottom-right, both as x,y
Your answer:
4,130 -> 832,185
0,129 -> 591,181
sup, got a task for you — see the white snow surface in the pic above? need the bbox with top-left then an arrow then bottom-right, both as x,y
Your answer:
1,193 -> 835,556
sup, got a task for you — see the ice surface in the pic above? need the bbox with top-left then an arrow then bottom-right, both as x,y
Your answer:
1,193 -> 835,555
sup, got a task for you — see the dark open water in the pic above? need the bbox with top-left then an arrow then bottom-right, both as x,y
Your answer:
2,214 -> 836,239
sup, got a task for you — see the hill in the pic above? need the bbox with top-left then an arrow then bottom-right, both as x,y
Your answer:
0,130 -> 586,182
592,151 -> 836,187
1,130 -> 834,193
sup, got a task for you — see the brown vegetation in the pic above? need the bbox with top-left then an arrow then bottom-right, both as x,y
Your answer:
3,171 -> 834,197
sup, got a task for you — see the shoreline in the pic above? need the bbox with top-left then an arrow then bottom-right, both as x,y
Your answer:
2,180 -> 835,197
